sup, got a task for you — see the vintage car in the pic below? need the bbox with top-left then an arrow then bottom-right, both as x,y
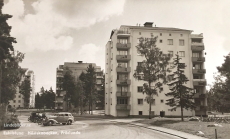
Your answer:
42,112 -> 74,126
28,112 -> 43,123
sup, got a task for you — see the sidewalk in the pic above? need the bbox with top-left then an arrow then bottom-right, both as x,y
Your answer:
110,119 -> 207,139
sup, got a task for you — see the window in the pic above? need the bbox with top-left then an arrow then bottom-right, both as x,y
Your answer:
117,86 -> 128,92
151,33 -> 153,37
167,39 -> 173,45
117,62 -> 128,68
179,39 -> 184,46
139,32 -> 141,35
18,105 -> 20,108
180,34 -> 183,37
192,52 -> 200,58
117,74 -> 128,80
18,95 -> 21,98
13,105 -> 15,107
152,99 -> 156,105
168,51 -> 173,57
160,40 -> 162,43
117,98 -> 128,104
193,64 -> 202,69
179,51 -> 185,57
137,86 -> 143,92
13,100 -> 16,103
138,99 -> 143,105
139,111 -> 143,115
118,39 -> 128,44
18,100 -> 21,103
137,74 -> 144,80
161,99 -> 164,103
160,33 -> 162,36
169,34 -> 171,36
117,50 -> 128,55
137,62 -> 143,66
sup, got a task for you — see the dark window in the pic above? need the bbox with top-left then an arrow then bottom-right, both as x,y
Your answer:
169,34 -> 171,36
18,100 -> 21,103
161,99 -> 164,103
139,111 -> 143,115
167,39 -> 173,45
160,40 -> 162,43
139,32 -> 141,35
137,62 -> 143,66
160,33 -> 162,36
137,86 -> 143,92
138,99 -> 143,104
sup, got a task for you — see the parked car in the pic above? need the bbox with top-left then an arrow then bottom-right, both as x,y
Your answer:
42,112 -> 74,126
28,112 -> 43,123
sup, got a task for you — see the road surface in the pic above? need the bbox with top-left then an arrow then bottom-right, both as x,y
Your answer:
0,116 -> 181,139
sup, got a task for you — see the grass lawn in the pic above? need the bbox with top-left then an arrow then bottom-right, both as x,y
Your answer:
135,118 -> 230,139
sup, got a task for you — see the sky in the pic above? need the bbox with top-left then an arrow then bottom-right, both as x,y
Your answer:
2,0 -> 230,92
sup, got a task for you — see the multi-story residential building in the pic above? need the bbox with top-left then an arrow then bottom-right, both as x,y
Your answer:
55,61 -> 103,111
105,22 -> 207,117
9,69 -> 35,108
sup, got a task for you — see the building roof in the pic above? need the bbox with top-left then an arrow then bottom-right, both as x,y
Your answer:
121,25 -> 192,32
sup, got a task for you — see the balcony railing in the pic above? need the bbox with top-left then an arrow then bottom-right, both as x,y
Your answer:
193,79 -> 207,86
96,75 -> 103,78
117,30 -> 130,36
191,44 -> 204,51
116,104 -> 131,110
116,43 -> 131,50
55,106 -> 63,109
116,67 -> 131,73
192,69 -> 206,74
116,91 -> 131,97
116,79 -> 131,85
55,100 -> 64,103
192,57 -> 205,63
116,55 -> 131,61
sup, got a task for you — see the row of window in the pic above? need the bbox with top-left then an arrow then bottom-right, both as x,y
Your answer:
138,32 -> 184,37
13,100 -> 21,103
116,98 -> 164,105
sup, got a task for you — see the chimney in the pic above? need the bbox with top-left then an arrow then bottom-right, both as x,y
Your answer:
78,61 -> 83,63
144,22 -> 153,27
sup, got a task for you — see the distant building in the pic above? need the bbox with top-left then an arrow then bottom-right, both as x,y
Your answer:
55,61 -> 103,111
8,69 -> 35,108
105,22 -> 207,117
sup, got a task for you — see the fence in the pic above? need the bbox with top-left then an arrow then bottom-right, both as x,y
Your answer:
201,116 -> 230,123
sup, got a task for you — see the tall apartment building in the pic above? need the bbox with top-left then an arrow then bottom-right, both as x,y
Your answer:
55,61 -> 103,111
9,69 -> 35,108
105,22 -> 207,117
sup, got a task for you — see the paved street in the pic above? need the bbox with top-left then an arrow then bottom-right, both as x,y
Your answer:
0,115 -> 182,139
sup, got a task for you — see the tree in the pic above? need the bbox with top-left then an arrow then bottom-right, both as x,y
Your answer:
75,80 -> 85,115
19,77 -> 32,108
0,0 -> 17,104
96,74 -> 105,109
62,67 -> 77,111
35,93 -> 42,109
133,37 -> 171,119
79,64 -> 97,114
165,52 -> 195,121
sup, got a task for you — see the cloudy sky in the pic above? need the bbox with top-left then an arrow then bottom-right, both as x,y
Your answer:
2,0 -> 230,92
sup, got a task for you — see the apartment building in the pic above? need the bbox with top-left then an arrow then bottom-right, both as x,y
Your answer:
55,61 -> 103,111
9,69 -> 35,108
105,22 -> 207,117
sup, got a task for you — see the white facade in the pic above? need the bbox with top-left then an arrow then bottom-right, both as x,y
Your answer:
105,22 -> 207,117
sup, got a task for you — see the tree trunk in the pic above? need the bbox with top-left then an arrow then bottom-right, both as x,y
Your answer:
149,101 -> 152,119
0,61 -> 2,104
181,105 -> 184,121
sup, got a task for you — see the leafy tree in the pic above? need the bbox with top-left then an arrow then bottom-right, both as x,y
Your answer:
165,52 -> 195,121
19,77 -> 32,108
35,93 -> 42,109
96,74 -> 105,109
75,80 -> 85,114
133,37 -> 171,119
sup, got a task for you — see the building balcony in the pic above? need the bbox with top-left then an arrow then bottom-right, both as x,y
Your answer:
191,34 -> 203,39
55,106 -> 63,109
57,74 -> 64,78
117,30 -> 130,37
193,79 -> 207,86
116,43 -> 131,50
116,67 -> 131,73
116,55 -> 131,61
192,57 -> 205,63
195,105 -> 207,111
116,91 -> 131,97
191,43 -> 204,51
192,69 -> 206,74
96,75 -> 103,79
116,104 -> 131,110
96,80 -> 102,84
116,79 -> 131,85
